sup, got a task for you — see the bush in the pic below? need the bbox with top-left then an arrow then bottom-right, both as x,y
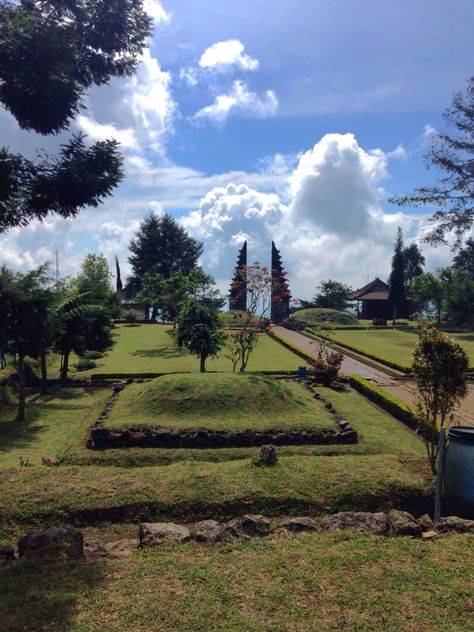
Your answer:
310,351 -> 344,386
83,350 -> 104,360
74,358 -> 97,371
124,310 -> 138,325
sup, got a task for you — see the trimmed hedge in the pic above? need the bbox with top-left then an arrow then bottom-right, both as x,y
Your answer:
306,325 -> 417,332
348,375 -> 428,439
268,331 -> 316,364
311,332 -> 412,374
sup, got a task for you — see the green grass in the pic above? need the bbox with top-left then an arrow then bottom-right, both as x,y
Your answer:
0,387 -> 107,467
326,328 -> 474,369
0,453 -> 432,534
79,324 -> 305,375
292,307 -> 360,327
106,374 -> 335,432
1,532 -> 472,632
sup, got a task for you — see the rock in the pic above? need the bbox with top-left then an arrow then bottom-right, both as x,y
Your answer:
421,530 -> 439,540
18,525 -> 84,561
436,516 -> 474,533
416,514 -> 435,531
84,539 -> 109,559
388,510 -> 422,537
320,512 -> 388,535
0,544 -> 14,566
280,517 -> 318,532
194,520 -> 222,543
256,445 -> 277,466
139,522 -> 191,546
222,514 -> 271,540
113,383 -> 125,393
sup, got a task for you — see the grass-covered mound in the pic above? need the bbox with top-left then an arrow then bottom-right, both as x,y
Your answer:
106,373 -> 335,432
292,308 -> 359,328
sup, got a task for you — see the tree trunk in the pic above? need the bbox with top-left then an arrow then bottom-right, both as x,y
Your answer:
392,304 -> 397,327
40,349 -> 48,394
200,353 -> 207,373
60,351 -> 70,383
16,354 -> 26,422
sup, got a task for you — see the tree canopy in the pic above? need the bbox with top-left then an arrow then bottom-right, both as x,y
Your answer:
128,213 -> 203,283
313,279 -> 352,311
391,77 -> 474,246
0,0 -> 151,231
403,243 -> 425,290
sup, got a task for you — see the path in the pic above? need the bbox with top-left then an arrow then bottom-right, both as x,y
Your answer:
272,325 -> 474,427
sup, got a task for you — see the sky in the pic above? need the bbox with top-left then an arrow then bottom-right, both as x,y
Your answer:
1,0 -> 474,300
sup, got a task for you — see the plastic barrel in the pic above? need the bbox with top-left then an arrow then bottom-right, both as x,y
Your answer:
298,366 -> 307,378
444,426 -> 474,519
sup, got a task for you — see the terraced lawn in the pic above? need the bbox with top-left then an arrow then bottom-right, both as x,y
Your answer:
324,328 -> 474,369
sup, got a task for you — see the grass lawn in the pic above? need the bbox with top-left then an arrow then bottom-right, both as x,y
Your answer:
2,532 -> 472,632
77,324 -> 305,375
325,328 -> 474,369
105,374 -> 335,432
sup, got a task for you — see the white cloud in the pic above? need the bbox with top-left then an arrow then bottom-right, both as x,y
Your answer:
199,40 -> 259,72
77,115 -> 137,148
192,80 -> 278,125
143,0 -> 171,24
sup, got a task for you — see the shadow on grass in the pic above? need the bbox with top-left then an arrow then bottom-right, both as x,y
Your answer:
131,347 -> 188,359
453,333 -> 474,343
0,559 -> 106,632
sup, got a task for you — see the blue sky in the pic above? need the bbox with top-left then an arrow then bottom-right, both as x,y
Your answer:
1,0 -> 474,298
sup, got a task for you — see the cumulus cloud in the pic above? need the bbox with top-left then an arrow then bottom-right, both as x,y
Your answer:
199,39 -> 259,72
76,115 -> 137,148
192,80 -> 278,125
143,0 -> 171,23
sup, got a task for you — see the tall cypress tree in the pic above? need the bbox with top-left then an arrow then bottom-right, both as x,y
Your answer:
115,255 -> 123,294
229,241 -> 247,311
388,227 -> 406,325
271,241 -> 291,323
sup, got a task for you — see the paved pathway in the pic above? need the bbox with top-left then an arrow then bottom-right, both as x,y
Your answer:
272,325 -> 474,427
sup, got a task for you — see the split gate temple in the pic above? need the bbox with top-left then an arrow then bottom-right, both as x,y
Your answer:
228,241 -> 291,324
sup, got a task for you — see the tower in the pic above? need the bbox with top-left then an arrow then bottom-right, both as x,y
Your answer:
270,241 -> 291,323
229,241 -> 247,311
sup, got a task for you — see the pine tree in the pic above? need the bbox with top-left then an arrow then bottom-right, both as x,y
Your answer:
115,256 -> 123,294
229,241 -> 247,311
270,242 -> 291,323
388,227 -> 406,325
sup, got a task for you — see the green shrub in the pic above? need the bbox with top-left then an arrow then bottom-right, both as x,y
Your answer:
83,350 -> 104,360
124,310 -> 138,325
74,358 -> 97,371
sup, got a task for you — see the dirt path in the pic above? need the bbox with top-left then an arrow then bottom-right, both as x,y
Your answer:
272,326 -> 474,427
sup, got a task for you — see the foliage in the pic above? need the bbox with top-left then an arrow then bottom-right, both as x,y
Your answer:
388,227 -> 406,324
349,375 -> 420,434
176,300 -> 224,372
411,272 -> 445,322
71,252 -> 121,318
310,340 -> 344,386
443,267 -> 474,326
0,0 -> 151,230
115,255 -> 123,293
128,213 -> 203,285
74,358 -> 97,371
391,76 -> 474,245
413,326 -> 469,473
314,279 -> 352,311
403,243 -> 425,289
83,350 -> 104,360
453,237 -> 474,279
136,268 -> 216,326
124,309 -> 138,325
0,0 -> 151,134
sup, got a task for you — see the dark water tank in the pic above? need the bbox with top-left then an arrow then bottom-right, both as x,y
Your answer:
444,427 -> 474,519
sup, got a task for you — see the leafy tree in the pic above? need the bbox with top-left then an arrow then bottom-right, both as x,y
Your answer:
411,273 -> 445,323
176,300 -> 224,373
0,265 -> 16,368
137,268 -> 215,328
453,237 -> 474,279
71,253 -> 121,318
391,77 -> 474,246
443,267 -> 474,326
313,279 -> 352,311
388,227 -> 406,325
403,243 -> 425,290
413,326 -> 469,474
128,213 -> 203,284
0,0 -> 151,230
